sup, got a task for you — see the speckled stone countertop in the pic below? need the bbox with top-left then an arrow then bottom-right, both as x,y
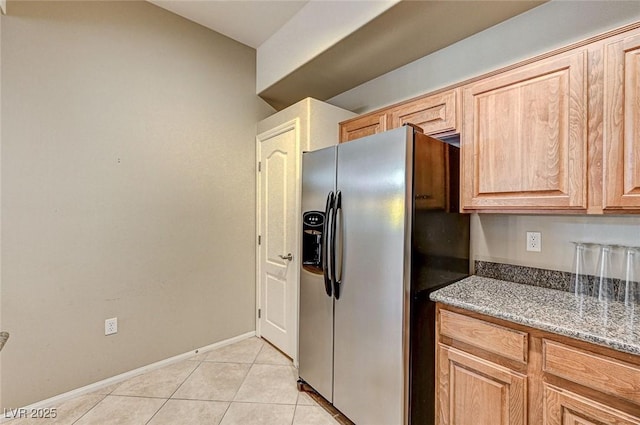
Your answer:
430,276 -> 640,356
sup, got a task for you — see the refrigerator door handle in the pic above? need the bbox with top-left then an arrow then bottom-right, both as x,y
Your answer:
331,190 -> 343,300
321,191 -> 334,297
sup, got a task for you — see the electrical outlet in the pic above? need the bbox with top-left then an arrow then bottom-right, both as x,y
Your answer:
105,317 -> 118,336
526,231 -> 542,252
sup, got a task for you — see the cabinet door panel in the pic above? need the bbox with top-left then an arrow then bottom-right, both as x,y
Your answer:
604,33 -> 640,209
462,51 -> 587,210
390,89 -> 459,136
415,135 -> 447,209
544,384 -> 640,425
437,344 -> 526,425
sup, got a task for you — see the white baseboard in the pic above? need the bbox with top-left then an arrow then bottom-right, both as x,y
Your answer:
1,331 -> 256,423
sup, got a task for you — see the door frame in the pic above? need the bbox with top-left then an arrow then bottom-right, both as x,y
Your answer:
255,118 -> 301,366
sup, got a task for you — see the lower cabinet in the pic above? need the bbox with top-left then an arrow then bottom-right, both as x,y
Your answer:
435,305 -> 640,425
544,384 -> 640,425
437,345 -> 526,425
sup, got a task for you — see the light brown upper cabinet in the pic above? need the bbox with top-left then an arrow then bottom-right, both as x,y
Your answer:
461,51 -> 588,211
339,22 -> 640,214
603,31 -> 640,211
389,89 -> 460,137
339,112 -> 387,143
339,89 -> 460,143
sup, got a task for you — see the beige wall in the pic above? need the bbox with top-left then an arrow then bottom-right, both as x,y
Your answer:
1,1 -> 274,408
471,214 -> 640,276
0,7 -> 3,409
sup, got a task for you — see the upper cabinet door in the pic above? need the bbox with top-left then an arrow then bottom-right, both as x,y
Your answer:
461,51 -> 588,211
339,112 -> 387,143
603,32 -> 640,211
390,89 -> 460,137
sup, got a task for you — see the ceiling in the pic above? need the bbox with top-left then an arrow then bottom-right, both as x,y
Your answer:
149,0 -> 310,48
150,0 -> 546,110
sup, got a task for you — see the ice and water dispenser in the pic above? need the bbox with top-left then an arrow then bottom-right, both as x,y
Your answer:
302,211 -> 324,272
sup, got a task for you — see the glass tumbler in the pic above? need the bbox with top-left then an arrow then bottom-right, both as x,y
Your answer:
597,245 -> 616,302
569,242 -> 589,296
624,247 -> 639,307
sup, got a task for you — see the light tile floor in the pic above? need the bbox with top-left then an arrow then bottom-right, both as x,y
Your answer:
9,337 -> 340,425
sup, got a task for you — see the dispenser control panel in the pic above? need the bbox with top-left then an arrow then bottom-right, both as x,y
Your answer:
302,211 -> 325,270
303,211 -> 324,227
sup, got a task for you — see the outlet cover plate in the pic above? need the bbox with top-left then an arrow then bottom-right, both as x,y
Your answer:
105,317 -> 118,336
526,231 -> 541,252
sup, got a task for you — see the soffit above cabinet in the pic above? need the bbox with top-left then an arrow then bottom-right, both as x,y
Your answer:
258,0 -> 546,111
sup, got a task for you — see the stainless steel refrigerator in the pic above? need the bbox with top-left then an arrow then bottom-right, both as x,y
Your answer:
299,125 -> 470,425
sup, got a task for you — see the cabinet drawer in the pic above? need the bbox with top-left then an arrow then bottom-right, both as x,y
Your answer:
439,310 -> 528,363
543,339 -> 640,405
389,89 -> 459,136
339,113 -> 387,142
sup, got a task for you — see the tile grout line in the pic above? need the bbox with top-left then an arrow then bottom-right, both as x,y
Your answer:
143,357 -> 205,425
217,402 -> 233,425
291,401 -> 299,425
228,338 -> 264,403
68,393 -> 109,425
216,337 -> 265,424
70,352 -> 207,425
212,400 -> 298,406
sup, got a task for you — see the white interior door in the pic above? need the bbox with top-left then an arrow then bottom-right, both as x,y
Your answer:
257,121 -> 299,359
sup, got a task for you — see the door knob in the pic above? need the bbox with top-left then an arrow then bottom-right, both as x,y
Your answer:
279,253 -> 293,261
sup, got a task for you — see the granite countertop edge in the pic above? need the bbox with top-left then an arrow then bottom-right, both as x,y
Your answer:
430,276 -> 640,356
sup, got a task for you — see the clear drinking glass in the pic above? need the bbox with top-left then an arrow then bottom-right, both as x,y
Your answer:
597,245 -> 616,302
624,247 -> 639,307
569,243 -> 589,296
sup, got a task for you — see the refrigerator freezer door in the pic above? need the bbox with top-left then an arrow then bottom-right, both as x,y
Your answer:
333,127 -> 411,425
299,146 -> 337,402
